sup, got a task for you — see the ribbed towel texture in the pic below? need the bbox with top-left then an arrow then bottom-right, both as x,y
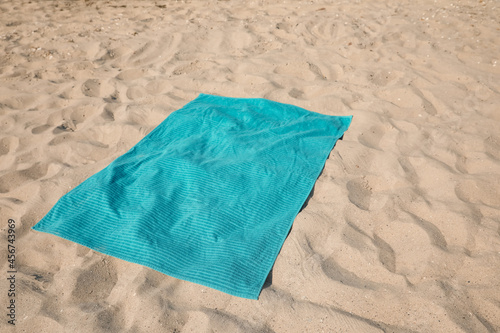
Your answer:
32,94 -> 352,299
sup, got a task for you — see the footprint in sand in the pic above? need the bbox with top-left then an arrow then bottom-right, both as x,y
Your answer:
484,135 -> 500,160
99,46 -> 132,64
303,19 -> 340,42
81,79 -> 102,97
71,259 -> 117,306
288,88 -> 304,99
101,104 -> 118,121
126,86 -> 148,101
95,305 -> 124,332
18,265 -> 54,293
145,79 -> 173,95
31,124 -> 51,135
0,116 -> 16,133
116,68 -> 145,81
70,103 -> 100,125
358,125 -> 386,150
0,136 -> 19,155
81,79 -> 114,99
346,177 -> 372,211
129,39 -> 174,67
136,270 -> 167,295
0,162 -> 48,193
2,93 -> 38,110
369,69 -> 403,86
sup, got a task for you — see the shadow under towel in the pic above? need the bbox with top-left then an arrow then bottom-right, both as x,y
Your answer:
32,93 -> 352,299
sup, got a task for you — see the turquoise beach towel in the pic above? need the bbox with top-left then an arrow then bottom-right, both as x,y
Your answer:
32,94 -> 352,299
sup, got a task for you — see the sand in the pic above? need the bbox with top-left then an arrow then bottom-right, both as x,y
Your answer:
0,0 -> 499,332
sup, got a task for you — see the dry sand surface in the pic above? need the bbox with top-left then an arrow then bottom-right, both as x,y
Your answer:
1,0 -> 500,332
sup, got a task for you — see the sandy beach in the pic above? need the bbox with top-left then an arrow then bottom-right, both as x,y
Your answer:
1,0 -> 500,332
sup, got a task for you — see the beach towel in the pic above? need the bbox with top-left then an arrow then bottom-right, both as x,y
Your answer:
32,94 -> 352,299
